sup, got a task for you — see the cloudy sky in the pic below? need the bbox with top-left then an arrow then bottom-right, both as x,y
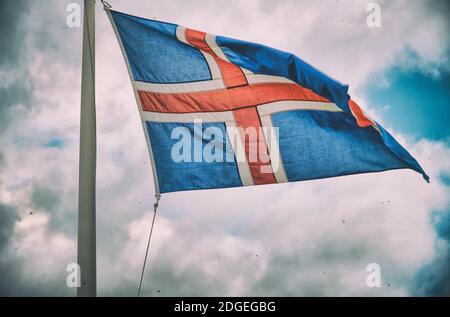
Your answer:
0,0 -> 449,296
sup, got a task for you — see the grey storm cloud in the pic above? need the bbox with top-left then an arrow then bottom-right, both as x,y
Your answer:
0,203 -> 50,297
0,200 -> 74,296
0,0 -> 81,133
0,204 -> 24,296
30,183 -> 76,236
0,0 -> 79,296
412,0 -> 450,296
0,0 -> 29,68
0,0 -> 32,296
415,250 -> 450,297
0,199 -> 71,296
0,0 -> 33,133
413,209 -> 450,297
429,0 -> 450,21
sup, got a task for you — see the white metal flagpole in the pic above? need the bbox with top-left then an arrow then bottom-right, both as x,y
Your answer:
77,0 -> 97,297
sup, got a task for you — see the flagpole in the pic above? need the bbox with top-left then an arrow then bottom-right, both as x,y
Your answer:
77,0 -> 97,297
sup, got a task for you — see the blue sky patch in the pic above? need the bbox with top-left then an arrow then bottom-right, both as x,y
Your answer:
45,138 -> 65,149
365,68 -> 450,143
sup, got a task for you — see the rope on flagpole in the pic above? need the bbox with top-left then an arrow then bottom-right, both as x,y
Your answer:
100,0 -> 112,10
138,194 -> 161,297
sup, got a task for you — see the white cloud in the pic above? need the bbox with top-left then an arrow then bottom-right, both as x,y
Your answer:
0,0 -> 448,296
14,212 -> 75,279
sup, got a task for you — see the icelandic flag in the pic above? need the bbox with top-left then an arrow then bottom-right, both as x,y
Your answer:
107,9 -> 429,194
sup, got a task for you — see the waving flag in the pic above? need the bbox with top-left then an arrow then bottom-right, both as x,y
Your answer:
106,9 -> 428,194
